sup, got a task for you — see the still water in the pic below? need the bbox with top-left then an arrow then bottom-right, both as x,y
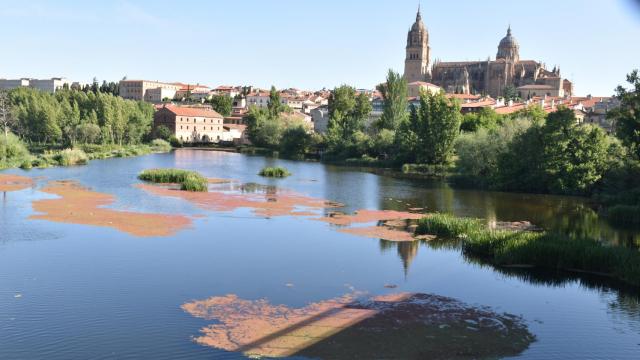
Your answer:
0,149 -> 638,359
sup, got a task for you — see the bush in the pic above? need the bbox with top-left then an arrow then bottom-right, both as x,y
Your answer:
138,168 -> 208,192
150,139 -> 172,152
416,213 -> 640,286
54,148 -> 88,166
0,133 -> 31,169
401,163 -> 451,177
258,166 -> 291,178
169,136 -> 183,148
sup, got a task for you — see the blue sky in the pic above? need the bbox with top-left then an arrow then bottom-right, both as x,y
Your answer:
1,0 -> 639,95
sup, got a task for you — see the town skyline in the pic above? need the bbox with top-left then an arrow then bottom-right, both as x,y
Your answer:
1,0 -> 639,95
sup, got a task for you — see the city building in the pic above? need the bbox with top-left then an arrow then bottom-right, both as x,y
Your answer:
403,7 -> 573,98
154,104 -> 224,143
119,80 -> 181,102
0,77 -> 71,93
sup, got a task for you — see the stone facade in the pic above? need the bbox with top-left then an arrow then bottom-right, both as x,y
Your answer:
154,105 -> 224,143
403,8 -> 573,99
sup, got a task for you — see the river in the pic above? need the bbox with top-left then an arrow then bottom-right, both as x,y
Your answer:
0,149 -> 638,359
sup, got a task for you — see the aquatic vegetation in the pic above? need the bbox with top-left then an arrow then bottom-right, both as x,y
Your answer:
54,148 -> 89,166
182,292 -> 534,359
30,180 -> 191,237
150,139 -> 172,152
606,204 -> 640,226
138,168 -> 208,192
258,166 -> 291,178
416,214 -> 640,286
0,173 -> 33,192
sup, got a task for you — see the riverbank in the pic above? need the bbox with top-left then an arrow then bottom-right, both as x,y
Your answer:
1,140 -> 172,170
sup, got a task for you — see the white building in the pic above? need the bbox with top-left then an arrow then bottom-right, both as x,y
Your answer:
0,77 -> 71,93
310,105 -> 330,134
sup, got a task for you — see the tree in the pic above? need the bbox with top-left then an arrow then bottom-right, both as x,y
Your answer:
211,94 -> 232,117
376,70 -> 408,131
155,125 -> 172,141
325,85 -> 372,158
609,69 -> 640,158
267,86 -> 283,118
0,90 -> 18,162
460,107 -> 501,132
503,85 -> 517,101
412,90 -> 462,164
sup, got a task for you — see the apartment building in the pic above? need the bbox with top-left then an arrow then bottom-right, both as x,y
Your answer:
154,104 -> 224,143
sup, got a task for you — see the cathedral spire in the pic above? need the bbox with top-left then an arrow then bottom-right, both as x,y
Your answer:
416,3 -> 422,22
507,24 -> 512,36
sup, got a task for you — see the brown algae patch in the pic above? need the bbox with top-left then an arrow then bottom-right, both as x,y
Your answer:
138,183 -> 341,218
30,181 -> 191,237
182,292 -> 535,359
0,174 -> 33,192
339,226 -> 417,242
318,209 -> 423,226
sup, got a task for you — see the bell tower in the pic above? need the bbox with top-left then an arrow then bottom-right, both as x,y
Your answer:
403,5 -> 431,83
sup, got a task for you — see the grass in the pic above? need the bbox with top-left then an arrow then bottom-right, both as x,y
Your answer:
55,148 -> 89,166
258,166 -> 291,178
138,168 -> 208,192
416,213 -> 640,286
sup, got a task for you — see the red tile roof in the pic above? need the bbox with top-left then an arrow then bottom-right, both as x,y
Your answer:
161,105 -> 222,118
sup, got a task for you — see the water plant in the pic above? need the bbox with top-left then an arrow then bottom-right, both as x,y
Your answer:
138,168 -> 208,192
258,166 -> 291,178
416,213 -> 640,286
54,149 -> 89,166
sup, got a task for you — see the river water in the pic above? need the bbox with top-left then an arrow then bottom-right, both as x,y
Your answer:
0,149 -> 638,359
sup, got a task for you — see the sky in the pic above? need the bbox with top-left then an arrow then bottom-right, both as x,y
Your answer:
1,0 -> 639,96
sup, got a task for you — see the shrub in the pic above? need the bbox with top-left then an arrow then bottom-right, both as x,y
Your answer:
150,139 -> 172,152
55,148 -> 88,166
402,163 -> 451,177
169,136 -> 183,148
258,166 -> 291,178
138,168 -> 208,192
0,133 -> 31,169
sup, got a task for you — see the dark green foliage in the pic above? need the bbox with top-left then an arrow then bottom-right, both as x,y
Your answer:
210,94 -> 232,117
395,90 -> 461,165
325,85 -> 373,158
416,214 -> 640,286
495,107 -> 615,195
610,69 -> 640,158
460,107 -> 501,132
138,168 -> 208,192
155,125 -> 172,141
280,125 -> 318,159
9,87 -> 154,146
258,166 -> 291,177
376,70 -> 408,131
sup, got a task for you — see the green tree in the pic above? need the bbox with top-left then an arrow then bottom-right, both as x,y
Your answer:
267,86 -> 283,118
503,85 -> 517,101
412,90 -> 462,164
155,125 -> 172,141
460,107 -> 501,132
376,69 -> 408,131
210,94 -> 232,117
609,69 -> 640,158
0,90 -> 18,163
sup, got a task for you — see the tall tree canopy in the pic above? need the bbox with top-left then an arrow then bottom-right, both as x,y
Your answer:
609,69 -> 640,158
376,70 -> 408,131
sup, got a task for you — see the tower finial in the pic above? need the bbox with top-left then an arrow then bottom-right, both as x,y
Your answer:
507,24 -> 512,36
417,2 -> 422,21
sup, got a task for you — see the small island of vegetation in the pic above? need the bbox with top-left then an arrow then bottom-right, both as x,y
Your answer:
258,166 -> 291,178
138,168 -> 208,192
416,214 -> 640,286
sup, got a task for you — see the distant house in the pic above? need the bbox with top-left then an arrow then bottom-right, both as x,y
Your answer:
310,105 -> 330,134
222,124 -> 250,145
154,104 -> 224,143
0,77 -> 71,93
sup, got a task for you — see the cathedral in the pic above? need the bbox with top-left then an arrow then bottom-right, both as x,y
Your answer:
403,7 -> 573,99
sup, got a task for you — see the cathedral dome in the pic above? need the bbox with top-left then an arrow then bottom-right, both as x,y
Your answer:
496,26 -> 520,61
498,26 -> 518,49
